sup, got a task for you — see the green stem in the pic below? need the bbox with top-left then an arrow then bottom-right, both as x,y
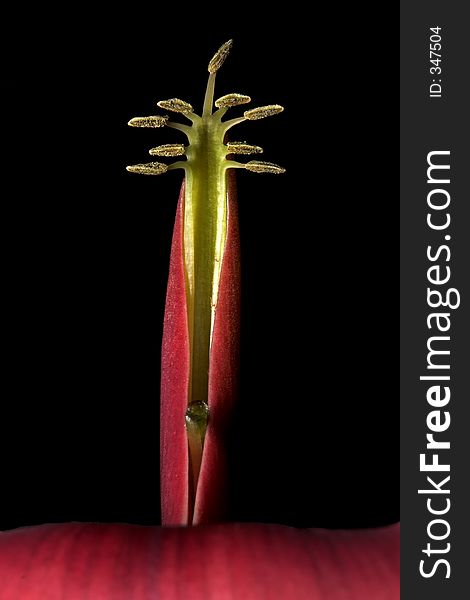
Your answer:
185,118 -> 226,406
203,73 -> 216,117
222,116 -> 246,133
167,121 -> 192,136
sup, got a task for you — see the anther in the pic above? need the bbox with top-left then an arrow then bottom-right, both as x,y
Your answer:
128,116 -> 169,128
226,142 -> 263,155
149,144 -> 186,157
245,160 -> 286,174
126,162 -> 169,175
243,105 -> 284,120
215,93 -> 251,108
157,99 -> 193,114
208,40 -> 233,74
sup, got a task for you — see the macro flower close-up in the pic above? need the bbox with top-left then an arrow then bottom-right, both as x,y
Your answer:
0,33 -> 399,600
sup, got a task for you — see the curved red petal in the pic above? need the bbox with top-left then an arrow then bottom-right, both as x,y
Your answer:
0,522 -> 399,599
160,181 -> 190,525
194,171 -> 240,524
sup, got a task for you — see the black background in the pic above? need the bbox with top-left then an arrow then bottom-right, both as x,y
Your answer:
1,7 -> 397,530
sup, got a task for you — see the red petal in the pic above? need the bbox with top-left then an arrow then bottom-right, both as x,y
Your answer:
194,171 -> 240,524
160,181 -> 190,525
0,522 -> 399,599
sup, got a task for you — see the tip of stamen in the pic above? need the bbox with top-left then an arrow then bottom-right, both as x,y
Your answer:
245,160 -> 285,174
208,39 -> 233,74
149,143 -> 186,157
227,141 -> 263,155
215,93 -> 251,108
157,98 -> 193,114
126,162 -> 168,175
244,105 -> 284,120
128,116 -> 169,128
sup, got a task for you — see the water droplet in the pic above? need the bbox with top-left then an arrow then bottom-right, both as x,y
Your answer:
185,401 -> 209,431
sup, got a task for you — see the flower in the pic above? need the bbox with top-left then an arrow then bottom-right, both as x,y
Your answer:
0,41 -> 399,600
0,521 -> 399,599
126,40 -> 285,525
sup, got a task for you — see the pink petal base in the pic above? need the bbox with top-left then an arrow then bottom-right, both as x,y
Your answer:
0,522 -> 399,599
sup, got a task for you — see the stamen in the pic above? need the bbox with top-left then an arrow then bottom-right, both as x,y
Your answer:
157,98 -> 194,114
126,162 -> 168,175
149,143 -> 186,157
245,160 -> 286,174
226,142 -> 263,155
128,116 -> 169,128
215,93 -> 251,108
167,161 -> 188,171
208,39 -> 233,74
244,105 -> 284,120
166,121 -> 192,136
